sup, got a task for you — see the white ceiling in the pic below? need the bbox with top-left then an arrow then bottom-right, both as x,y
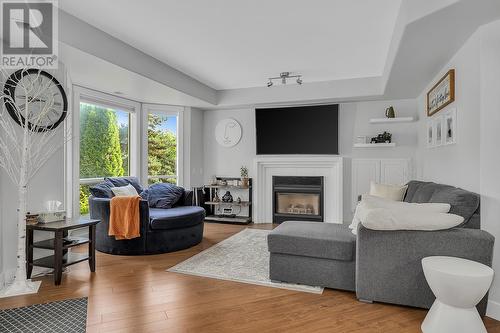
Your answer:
59,0 -> 402,90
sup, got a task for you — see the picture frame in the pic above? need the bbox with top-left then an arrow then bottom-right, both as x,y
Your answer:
443,108 -> 457,145
427,69 -> 455,116
434,115 -> 443,147
427,119 -> 435,148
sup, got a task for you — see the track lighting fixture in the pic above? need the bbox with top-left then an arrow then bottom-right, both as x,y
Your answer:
266,72 -> 303,87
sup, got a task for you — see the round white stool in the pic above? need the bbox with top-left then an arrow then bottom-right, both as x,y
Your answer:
421,256 -> 494,333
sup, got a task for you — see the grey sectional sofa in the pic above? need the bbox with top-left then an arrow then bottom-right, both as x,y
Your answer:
268,180 -> 494,315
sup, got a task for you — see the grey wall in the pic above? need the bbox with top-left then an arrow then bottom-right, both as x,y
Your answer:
339,99 -> 418,220
190,108 -> 205,187
202,99 -> 418,222
478,20 -> 500,319
413,19 -> 500,319
415,31 -> 481,192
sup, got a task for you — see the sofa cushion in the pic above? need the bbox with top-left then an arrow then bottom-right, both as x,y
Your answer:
105,177 -> 144,194
405,181 -> 439,203
89,180 -> 114,198
149,206 -> 205,230
429,187 -> 479,226
142,183 -> 184,209
267,221 -> 356,261
404,181 -> 433,203
404,181 -> 480,227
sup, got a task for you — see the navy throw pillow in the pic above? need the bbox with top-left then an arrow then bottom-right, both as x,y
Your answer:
89,180 -> 114,198
105,177 -> 144,194
140,188 -> 149,201
144,183 -> 184,209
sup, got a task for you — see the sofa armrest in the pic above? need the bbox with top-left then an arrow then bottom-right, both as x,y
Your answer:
356,225 -> 494,314
179,189 -> 194,206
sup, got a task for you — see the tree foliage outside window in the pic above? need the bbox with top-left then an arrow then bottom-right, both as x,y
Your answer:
79,103 -> 129,214
148,113 -> 177,184
78,108 -> 177,215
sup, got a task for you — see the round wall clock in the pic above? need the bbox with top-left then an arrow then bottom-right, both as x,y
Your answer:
3,68 -> 68,132
215,118 -> 242,147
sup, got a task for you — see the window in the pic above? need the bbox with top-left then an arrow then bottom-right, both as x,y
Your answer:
69,88 -> 181,218
147,112 -> 178,185
79,102 -> 131,214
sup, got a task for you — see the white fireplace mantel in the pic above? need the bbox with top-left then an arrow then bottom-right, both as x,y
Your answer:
253,155 -> 343,223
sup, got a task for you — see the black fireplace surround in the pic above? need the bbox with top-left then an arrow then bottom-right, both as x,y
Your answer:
272,176 -> 324,224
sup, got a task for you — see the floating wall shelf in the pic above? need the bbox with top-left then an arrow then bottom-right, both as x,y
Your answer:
369,117 -> 414,124
353,143 -> 396,148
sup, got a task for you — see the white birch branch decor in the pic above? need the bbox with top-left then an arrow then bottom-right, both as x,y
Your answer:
0,66 -> 69,297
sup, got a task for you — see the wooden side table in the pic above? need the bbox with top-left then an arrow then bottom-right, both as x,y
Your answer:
26,218 -> 100,285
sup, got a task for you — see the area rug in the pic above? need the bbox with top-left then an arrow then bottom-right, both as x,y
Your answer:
167,229 -> 323,294
0,297 -> 88,333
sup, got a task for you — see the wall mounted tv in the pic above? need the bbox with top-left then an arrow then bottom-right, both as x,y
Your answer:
255,104 -> 339,155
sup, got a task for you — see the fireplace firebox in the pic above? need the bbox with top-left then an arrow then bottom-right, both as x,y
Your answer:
272,176 -> 324,223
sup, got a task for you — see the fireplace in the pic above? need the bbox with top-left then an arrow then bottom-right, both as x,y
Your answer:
272,176 -> 324,223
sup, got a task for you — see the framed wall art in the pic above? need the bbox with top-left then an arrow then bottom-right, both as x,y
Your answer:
443,108 -> 457,145
427,119 -> 435,148
215,118 -> 242,147
427,69 -> 455,116
434,116 -> 443,147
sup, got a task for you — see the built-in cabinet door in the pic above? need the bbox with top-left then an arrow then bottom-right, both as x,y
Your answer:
352,158 -> 411,211
351,159 -> 380,211
380,159 -> 409,185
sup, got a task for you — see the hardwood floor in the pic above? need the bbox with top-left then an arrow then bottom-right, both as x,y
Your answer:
1,222 -> 500,332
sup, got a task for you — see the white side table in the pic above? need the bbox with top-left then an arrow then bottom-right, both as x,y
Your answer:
421,256 -> 494,333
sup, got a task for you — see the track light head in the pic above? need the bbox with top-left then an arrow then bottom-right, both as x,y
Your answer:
267,80 -> 273,87
296,77 -> 303,85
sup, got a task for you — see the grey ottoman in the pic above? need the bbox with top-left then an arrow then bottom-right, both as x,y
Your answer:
267,221 -> 356,291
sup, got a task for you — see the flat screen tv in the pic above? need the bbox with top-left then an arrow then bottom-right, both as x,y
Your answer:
255,104 -> 338,155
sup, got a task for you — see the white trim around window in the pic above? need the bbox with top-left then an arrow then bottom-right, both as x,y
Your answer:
141,104 -> 184,187
69,86 -> 141,218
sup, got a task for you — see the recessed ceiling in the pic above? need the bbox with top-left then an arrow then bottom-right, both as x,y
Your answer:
59,0 -> 402,90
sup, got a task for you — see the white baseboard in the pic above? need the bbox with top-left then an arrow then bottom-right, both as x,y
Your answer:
487,300 -> 500,321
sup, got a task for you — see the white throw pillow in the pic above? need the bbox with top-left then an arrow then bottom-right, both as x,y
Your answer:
362,195 -> 451,212
349,195 -> 451,235
111,184 -> 138,197
369,181 -> 408,201
360,208 -> 463,231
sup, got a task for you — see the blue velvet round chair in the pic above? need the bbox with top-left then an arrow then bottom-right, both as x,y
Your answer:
88,179 -> 205,255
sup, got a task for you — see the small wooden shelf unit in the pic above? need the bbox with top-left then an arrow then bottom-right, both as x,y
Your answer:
204,177 -> 252,224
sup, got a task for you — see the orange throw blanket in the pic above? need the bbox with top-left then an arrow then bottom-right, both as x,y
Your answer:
109,195 -> 141,240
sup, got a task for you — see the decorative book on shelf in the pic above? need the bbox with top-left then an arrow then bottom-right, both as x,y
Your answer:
203,177 -> 252,224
